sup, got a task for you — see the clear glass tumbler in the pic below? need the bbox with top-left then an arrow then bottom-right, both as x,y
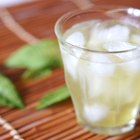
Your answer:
55,6 -> 140,135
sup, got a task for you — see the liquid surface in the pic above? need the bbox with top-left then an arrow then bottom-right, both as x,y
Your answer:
60,20 -> 140,129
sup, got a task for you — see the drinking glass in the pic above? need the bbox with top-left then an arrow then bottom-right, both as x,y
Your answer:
55,6 -> 140,135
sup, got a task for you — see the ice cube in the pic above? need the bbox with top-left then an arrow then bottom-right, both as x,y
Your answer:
76,60 -> 89,94
88,57 -> 115,76
105,25 -> 130,41
87,75 -> 113,98
103,41 -> 136,52
61,48 -> 78,79
84,104 -> 109,122
77,58 -> 115,86
66,31 -> 85,47
103,41 -> 138,61
76,59 -> 115,98
87,52 -> 111,63
130,34 -> 140,45
90,63 -> 115,76
122,60 -> 140,73
88,24 -> 130,50
87,76 -> 103,98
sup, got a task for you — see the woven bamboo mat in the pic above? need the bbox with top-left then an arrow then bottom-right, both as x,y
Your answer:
0,0 -> 140,140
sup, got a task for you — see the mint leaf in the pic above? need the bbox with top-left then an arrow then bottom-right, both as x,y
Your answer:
5,39 -> 63,69
37,85 -> 70,109
0,94 -> 16,108
22,68 -> 52,79
0,74 -> 24,108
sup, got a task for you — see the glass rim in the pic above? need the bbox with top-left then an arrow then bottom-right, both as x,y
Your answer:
55,6 -> 140,54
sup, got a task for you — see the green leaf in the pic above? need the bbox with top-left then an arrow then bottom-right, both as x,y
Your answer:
37,85 -> 70,109
5,39 -> 63,69
22,68 -> 52,79
0,74 -> 24,108
0,94 -> 15,108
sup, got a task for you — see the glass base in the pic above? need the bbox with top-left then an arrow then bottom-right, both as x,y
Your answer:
81,120 -> 136,136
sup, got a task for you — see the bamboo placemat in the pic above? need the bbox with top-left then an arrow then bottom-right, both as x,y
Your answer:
0,0 -> 140,140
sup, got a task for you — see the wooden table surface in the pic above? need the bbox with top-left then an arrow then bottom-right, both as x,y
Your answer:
0,0 -> 140,140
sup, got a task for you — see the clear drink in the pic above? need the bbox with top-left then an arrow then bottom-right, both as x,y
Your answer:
55,7 -> 140,135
